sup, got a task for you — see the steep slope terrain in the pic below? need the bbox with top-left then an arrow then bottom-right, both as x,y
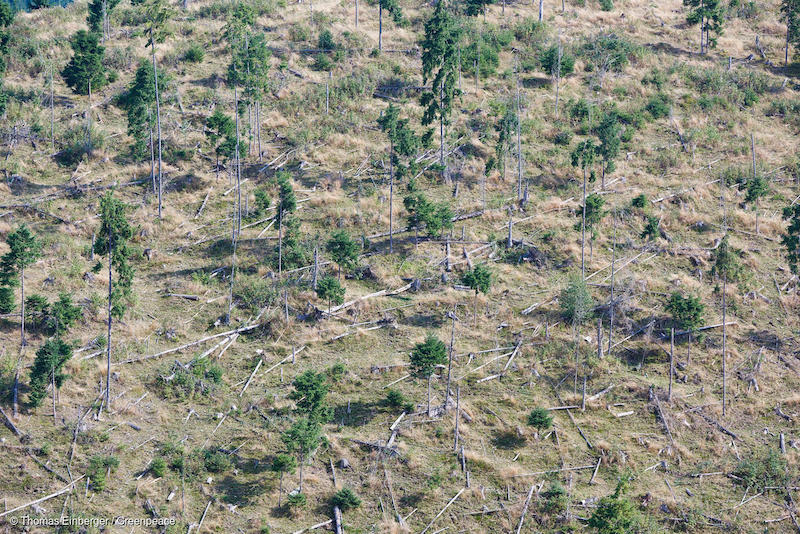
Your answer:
1,0 -> 800,532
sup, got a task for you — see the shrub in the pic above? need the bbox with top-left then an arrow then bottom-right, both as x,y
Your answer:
203,449 -> 232,472
540,481 -> 568,515
184,44 -> 205,63
540,44 -> 575,77
588,479 -> 647,534
631,193 -> 647,208
150,457 -> 167,477
234,277 -> 276,313
0,286 -> 14,313
553,130 -> 573,145
645,93 -> 671,119
640,215 -> 659,240
527,407 -> 553,430
289,24 -> 311,43
87,455 -> 119,491
385,389 -> 406,408
331,488 -> 361,511
733,449 -> 791,492
287,492 -> 307,508
665,292 -> 704,332
599,0 -> 613,11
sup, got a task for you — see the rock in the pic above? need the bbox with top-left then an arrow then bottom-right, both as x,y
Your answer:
83,272 -> 95,283
337,458 -> 351,469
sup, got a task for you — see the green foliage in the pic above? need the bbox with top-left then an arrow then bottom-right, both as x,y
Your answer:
0,286 -> 14,314
325,231 -> 359,274
290,370 -> 331,423
588,479 -> 647,534
28,337 -> 73,408
120,61 -> 168,160
733,449 -> 791,492
403,192 -> 453,238
331,487 -> 361,511
665,292 -> 704,331
316,275 -> 345,311
233,276 -> 276,312
599,0 -> 614,10
710,235 -> 744,282
461,264 -> 492,294
783,203 -> 800,274
2,224 -> 42,286
158,357 -> 223,399
327,362 -> 346,382
378,103 -> 421,180
286,492 -> 307,508
62,30 -> 107,95
150,457 -> 167,477
184,43 -> 205,63
540,481 -> 568,515
631,194 -> 647,208
87,455 -> 119,491
579,33 -> 639,74
49,292 -> 82,335
271,453 -> 296,476
645,93 -> 671,119
683,0 -> 725,49
781,0 -> 800,57
94,192 -> 135,320
281,417 -> 323,462
385,389 -> 406,408
640,215 -> 659,240
24,294 -> 49,330
203,449 -> 232,472
527,407 -> 553,430
420,1 -> 463,129
540,44 -> 575,77
410,334 -> 447,378
576,194 -> 605,235
560,275 -> 594,324
745,173 -> 768,205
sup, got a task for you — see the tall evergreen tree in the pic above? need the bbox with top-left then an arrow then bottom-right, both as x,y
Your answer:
420,1 -> 463,179
571,140 -> 597,279
378,103 -> 420,252
205,108 -> 236,180
1,225 -> 42,348
410,334 -> 448,416
62,30 -> 107,151
281,417 -> 322,493
94,192 -> 134,411
28,337 -> 73,412
781,0 -> 800,65
88,0 -> 121,40
0,1 -> 13,117
377,0 -> 404,51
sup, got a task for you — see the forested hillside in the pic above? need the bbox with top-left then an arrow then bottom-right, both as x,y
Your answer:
1,0 -> 800,532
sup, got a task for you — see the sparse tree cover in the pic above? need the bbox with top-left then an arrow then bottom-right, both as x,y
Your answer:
2,0 -> 800,528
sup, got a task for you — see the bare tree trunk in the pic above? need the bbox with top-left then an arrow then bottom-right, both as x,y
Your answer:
312,246 -> 319,290
20,266 -> 25,348
379,5 -> 382,51
278,215 -> 283,276
439,86 -> 445,181
445,304 -> 456,404
722,272 -> 727,416
538,0 -> 543,21
668,328 -> 674,402
299,454 -> 304,492
50,67 -> 54,153
149,110 -> 156,195
152,37 -> 163,220
105,246 -> 113,411
51,363 -> 56,422
87,80 -> 92,152
389,141 -> 394,253
516,58 -> 522,201
427,374 -> 432,417
580,167 -> 587,279
608,210 -> 616,352
355,0 -> 358,27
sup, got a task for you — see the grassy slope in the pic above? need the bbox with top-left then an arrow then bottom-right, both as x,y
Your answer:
0,0 -> 799,532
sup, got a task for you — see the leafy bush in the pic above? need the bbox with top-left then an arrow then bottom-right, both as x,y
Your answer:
184,44 -> 205,63
665,292 -> 704,331
539,44 -> 575,77
385,389 -> 406,408
331,488 -> 361,511
553,130 -> 573,146
631,193 -> 647,208
540,481 -> 568,515
203,449 -> 232,472
234,276 -> 276,313
150,457 -> 167,477
599,0 -> 613,11
287,492 -> 307,508
645,93 -> 671,119
588,479 -> 648,534
527,407 -> 553,430
87,455 -> 120,491
733,449 -> 791,492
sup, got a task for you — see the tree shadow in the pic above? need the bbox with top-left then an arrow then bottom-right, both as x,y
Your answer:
492,430 -> 527,450
400,312 -> 445,329
332,399 -> 379,427
215,474 -> 272,505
